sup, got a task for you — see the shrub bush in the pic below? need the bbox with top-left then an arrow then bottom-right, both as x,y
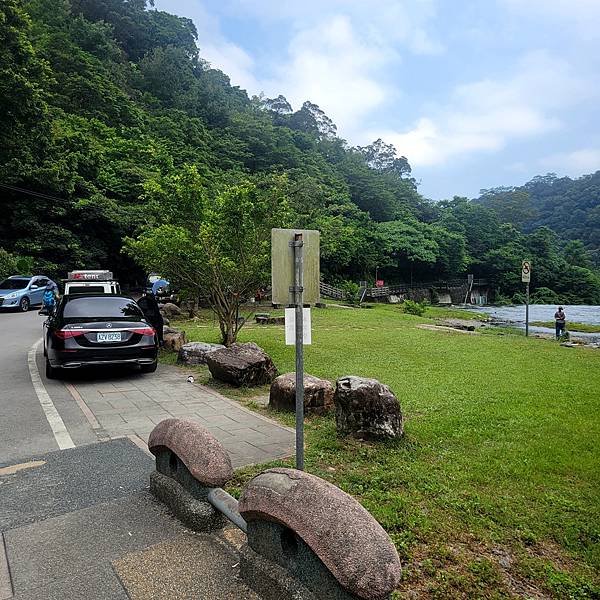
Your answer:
401,299 -> 427,316
340,280 -> 360,304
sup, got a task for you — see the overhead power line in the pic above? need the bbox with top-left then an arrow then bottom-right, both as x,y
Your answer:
0,182 -> 68,203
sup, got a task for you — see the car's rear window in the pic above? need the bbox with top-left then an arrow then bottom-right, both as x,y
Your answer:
67,285 -> 106,294
63,297 -> 143,320
0,278 -> 30,289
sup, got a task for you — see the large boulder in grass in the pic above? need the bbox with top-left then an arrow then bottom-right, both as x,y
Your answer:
177,342 -> 225,366
163,329 -> 186,352
206,342 -> 277,387
160,302 -> 182,318
334,376 -> 403,440
269,372 -> 334,414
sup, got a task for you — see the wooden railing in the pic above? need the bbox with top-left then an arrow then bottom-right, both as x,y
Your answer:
319,282 -> 345,299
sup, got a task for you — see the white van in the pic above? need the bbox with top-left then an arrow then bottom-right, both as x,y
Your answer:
64,270 -> 121,295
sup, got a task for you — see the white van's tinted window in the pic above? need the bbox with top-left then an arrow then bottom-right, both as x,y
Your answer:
68,285 -> 106,294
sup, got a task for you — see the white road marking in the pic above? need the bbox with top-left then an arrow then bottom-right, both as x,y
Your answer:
0,533 -> 12,600
27,339 -> 75,450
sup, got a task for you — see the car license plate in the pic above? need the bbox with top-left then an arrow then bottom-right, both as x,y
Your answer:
97,332 -> 122,343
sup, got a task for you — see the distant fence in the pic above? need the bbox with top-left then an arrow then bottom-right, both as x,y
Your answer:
319,279 -> 489,302
319,282 -> 345,299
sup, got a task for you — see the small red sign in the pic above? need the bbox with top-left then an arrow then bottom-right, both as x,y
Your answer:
376,280 -> 384,288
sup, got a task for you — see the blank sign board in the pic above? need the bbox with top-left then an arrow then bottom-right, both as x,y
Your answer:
285,308 -> 312,345
271,228 -> 320,305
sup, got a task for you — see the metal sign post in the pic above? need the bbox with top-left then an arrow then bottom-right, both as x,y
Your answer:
291,233 -> 305,471
522,260 -> 531,337
272,228 -> 319,472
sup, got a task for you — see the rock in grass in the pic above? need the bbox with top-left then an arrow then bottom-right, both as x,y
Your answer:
163,329 -> 186,352
177,342 -> 225,365
160,302 -> 182,318
334,376 -> 403,440
206,342 -> 277,387
269,372 -> 334,414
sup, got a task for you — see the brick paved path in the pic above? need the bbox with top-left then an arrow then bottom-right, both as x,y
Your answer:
67,365 -> 294,468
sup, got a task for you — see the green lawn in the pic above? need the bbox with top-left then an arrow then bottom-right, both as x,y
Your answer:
169,304 -> 600,599
532,321 -> 600,334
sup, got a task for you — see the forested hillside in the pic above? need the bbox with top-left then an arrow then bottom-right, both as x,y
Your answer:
1,0 -> 599,303
479,172 -> 600,265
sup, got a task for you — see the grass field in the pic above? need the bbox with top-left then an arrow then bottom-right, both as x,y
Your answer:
168,304 -> 600,598
531,321 -> 600,334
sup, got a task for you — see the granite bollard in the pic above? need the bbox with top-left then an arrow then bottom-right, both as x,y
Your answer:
238,468 -> 402,600
148,418 -> 233,531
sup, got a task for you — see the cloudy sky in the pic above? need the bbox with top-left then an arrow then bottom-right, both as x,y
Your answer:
155,0 -> 600,200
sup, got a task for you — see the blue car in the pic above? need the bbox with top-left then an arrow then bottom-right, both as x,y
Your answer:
0,275 -> 58,312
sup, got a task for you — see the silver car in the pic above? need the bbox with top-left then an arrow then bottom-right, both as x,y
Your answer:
0,275 -> 58,312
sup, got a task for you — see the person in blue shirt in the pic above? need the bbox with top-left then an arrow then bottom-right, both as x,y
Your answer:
40,282 -> 58,315
151,278 -> 169,297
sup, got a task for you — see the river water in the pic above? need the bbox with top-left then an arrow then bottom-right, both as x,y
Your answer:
462,304 -> 600,340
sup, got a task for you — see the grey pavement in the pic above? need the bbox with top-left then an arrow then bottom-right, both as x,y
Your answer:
0,310 -> 96,464
64,364 -> 294,468
0,438 -> 153,531
0,311 -> 293,599
0,434 -> 260,599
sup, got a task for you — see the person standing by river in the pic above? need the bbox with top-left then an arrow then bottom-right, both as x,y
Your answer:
554,306 -> 566,339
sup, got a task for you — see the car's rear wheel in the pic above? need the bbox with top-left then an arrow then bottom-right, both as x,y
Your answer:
140,362 -> 158,374
45,358 -> 59,379
19,297 -> 30,312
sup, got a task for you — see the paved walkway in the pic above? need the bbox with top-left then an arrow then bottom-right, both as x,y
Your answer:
65,365 -> 294,468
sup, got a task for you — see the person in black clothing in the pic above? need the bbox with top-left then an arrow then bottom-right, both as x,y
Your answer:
554,306 -> 566,340
137,292 -> 164,346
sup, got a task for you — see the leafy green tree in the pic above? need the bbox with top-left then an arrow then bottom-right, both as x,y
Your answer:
289,101 -> 337,139
356,138 -> 412,180
563,240 -> 592,269
126,172 -> 291,345
0,0 -> 50,177
377,220 -> 438,283
0,249 -> 34,280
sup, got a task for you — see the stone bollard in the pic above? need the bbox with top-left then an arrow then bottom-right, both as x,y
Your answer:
238,468 -> 402,600
206,342 -> 278,387
269,372 -> 334,415
334,376 -> 403,440
148,418 -> 233,531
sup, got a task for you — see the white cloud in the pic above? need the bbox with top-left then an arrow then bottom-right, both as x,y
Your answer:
538,149 -> 600,174
261,15 -> 389,134
228,0 -> 444,55
157,0 -> 438,131
157,1 -> 597,179
371,51 -> 594,167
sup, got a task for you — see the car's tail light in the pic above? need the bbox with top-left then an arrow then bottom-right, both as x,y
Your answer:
53,329 -> 88,340
129,327 -> 155,336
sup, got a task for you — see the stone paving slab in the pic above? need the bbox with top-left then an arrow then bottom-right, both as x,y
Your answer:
68,364 -> 294,468
113,531 -> 259,599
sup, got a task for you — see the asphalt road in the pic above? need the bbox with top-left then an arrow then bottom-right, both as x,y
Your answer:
0,309 -> 96,465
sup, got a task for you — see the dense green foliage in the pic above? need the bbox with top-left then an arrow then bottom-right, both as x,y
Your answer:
480,173 -> 600,265
1,0 -> 599,303
124,169 -> 291,344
